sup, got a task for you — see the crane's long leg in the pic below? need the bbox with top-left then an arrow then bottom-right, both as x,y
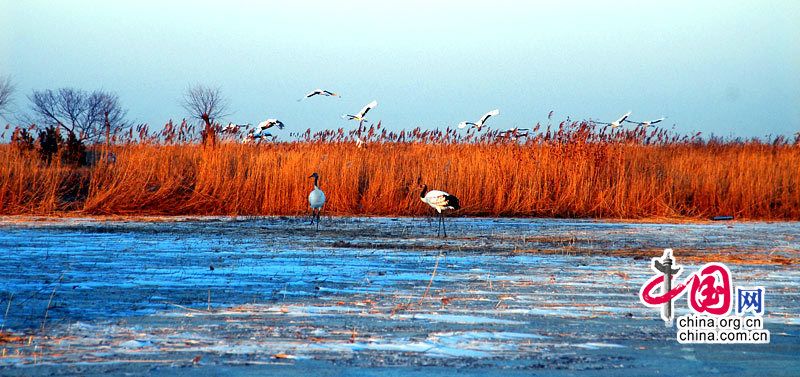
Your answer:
438,213 -> 442,237
316,208 -> 321,230
442,212 -> 447,238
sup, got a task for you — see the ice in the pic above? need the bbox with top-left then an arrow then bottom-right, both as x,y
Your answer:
0,216 -> 798,372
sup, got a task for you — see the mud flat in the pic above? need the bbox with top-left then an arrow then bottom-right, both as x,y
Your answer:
0,217 -> 798,376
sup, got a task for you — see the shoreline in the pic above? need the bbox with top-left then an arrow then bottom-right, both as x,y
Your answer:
1,214 -> 794,225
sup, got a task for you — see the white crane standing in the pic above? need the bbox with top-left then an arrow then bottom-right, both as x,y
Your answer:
308,172 -> 326,230
419,184 -> 460,238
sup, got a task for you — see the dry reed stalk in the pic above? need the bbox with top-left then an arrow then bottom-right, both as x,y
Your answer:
40,274 -> 64,334
1,293 -> 12,333
420,251 -> 443,304
0,132 -> 798,219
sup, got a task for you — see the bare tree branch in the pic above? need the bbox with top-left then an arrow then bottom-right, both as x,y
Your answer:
27,87 -> 129,143
0,76 -> 15,120
181,84 -> 229,125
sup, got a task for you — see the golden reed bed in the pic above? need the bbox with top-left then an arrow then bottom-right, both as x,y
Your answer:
1,139 -> 798,219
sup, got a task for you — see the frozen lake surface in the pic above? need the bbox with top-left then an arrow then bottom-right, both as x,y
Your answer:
0,217 -> 798,376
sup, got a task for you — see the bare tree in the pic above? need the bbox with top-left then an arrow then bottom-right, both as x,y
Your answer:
0,76 -> 15,120
181,84 -> 228,145
28,87 -> 128,143
181,85 -> 229,126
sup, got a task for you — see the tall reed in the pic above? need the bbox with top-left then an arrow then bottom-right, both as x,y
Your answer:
1,121 -> 798,219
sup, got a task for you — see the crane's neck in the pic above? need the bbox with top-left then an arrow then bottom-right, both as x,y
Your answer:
420,184 -> 428,198
313,175 -> 319,188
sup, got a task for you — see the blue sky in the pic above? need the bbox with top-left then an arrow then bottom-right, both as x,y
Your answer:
1,0 -> 798,137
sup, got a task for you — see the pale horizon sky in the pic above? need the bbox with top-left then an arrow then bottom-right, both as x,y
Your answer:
1,0 -> 799,137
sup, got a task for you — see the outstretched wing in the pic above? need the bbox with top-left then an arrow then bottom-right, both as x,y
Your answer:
358,100 -> 378,118
625,117 -> 665,125
615,111 -> 632,124
479,109 -> 500,125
